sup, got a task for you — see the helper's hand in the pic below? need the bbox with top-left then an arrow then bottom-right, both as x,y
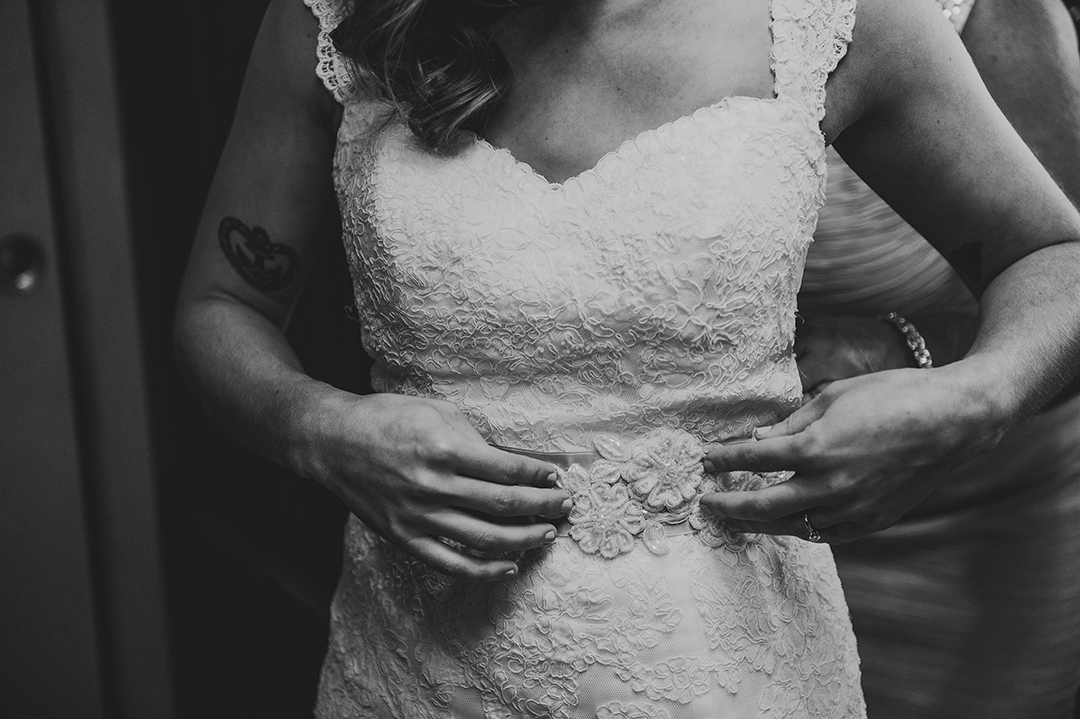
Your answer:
795,315 -> 912,403
307,392 -> 571,579
699,366 -> 1006,543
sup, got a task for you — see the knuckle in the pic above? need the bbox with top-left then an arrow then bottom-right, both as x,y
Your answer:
420,437 -> 457,465
412,471 -> 449,499
499,457 -> 530,484
821,474 -> 858,501
491,488 -> 523,516
789,432 -> 816,460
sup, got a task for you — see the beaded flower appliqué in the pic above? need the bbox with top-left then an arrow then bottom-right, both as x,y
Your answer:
559,429 -> 782,558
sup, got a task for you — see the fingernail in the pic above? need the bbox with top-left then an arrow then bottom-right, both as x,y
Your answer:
504,566 -> 517,578
753,425 -> 773,439
560,498 -> 573,515
543,529 -> 556,545
545,471 -> 559,486
702,459 -> 715,473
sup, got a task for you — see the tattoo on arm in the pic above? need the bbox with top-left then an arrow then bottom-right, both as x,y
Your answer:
218,216 -> 301,292
948,241 -> 983,286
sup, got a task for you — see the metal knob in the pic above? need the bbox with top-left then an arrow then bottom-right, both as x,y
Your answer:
0,234 -> 45,296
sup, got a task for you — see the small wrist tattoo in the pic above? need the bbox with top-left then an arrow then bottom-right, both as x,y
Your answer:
218,216 -> 300,293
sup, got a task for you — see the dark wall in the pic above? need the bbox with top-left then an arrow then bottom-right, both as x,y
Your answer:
107,2 -> 367,715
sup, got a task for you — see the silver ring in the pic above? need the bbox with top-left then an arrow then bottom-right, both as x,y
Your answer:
803,514 -> 822,543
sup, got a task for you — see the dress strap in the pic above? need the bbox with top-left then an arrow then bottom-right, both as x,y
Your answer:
303,0 -> 359,105
770,0 -> 858,122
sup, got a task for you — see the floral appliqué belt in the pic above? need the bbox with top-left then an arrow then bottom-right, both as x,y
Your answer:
501,429 -> 787,559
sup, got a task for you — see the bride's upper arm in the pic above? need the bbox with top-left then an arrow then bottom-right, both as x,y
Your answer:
828,0 -> 1080,296
178,0 -> 347,329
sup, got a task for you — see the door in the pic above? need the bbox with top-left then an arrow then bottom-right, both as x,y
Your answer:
0,0 -> 105,714
1,0 -> 173,715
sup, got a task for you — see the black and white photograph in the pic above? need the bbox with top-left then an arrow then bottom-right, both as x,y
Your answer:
3,0 -> 1080,717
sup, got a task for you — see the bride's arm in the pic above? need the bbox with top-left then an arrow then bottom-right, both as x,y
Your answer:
702,0 -> 1080,541
175,0 -> 568,578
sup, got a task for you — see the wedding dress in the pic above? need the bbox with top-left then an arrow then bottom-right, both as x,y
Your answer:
305,0 -> 866,716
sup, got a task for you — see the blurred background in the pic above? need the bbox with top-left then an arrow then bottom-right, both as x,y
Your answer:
1,0 -> 364,715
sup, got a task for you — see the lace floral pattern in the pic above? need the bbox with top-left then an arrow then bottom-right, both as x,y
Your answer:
308,0 -> 866,716
557,430 -> 788,558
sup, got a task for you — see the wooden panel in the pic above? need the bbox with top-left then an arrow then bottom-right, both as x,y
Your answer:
0,0 -> 104,714
30,0 -> 175,714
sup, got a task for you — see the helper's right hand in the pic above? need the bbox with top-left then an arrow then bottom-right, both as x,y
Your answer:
307,392 -> 571,580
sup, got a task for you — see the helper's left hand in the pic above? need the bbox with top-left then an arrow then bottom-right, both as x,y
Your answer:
699,365 -> 1007,543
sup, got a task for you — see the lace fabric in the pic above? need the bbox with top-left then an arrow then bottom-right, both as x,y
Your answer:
303,0 -> 359,105
307,0 -> 866,716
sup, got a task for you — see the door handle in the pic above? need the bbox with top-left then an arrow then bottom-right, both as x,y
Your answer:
0,233 -> 46,295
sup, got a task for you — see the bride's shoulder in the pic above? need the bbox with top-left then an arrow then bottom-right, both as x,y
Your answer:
822,0 -> 972,141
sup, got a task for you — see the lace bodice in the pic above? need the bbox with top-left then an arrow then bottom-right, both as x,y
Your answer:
306,0 -> 866,717
319,5 -> 852,452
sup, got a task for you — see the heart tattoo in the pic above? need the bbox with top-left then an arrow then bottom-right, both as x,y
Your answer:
218,216 -> 300,293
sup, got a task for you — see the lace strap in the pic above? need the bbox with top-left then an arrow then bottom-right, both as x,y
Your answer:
770,0 -> 858,121
303,0 -> 359,105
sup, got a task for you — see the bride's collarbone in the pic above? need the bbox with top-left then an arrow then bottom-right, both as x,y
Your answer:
485,12 -> 777,183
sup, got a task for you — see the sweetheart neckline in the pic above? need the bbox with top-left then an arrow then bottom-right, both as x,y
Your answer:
467,95 -> 798,191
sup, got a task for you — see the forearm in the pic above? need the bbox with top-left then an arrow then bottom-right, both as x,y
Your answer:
962,242 -> 1080,421
174,294 -> 344,478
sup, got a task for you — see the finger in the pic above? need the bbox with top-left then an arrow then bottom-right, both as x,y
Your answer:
698,475 -> 824,522
702,433 -> 807,473
424,509 -> 558,554
723,509 -> 832,541
801,380 -> 833,405
449,477 -> 572,519
751,400 -> 826,440
427,439 -> 559,487
402,535 -> 520,581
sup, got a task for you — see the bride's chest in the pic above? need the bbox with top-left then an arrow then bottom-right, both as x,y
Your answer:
333,98 -> 825,328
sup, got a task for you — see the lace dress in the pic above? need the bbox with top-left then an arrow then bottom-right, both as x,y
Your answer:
305,0 -> 866,716
803,2 -> 1080,716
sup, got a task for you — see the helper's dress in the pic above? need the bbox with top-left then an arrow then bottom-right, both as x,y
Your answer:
305,0 -> 866,716
803,1 -> 1080,716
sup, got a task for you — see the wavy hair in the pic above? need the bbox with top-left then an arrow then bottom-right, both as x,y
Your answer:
331,0 -> 548,152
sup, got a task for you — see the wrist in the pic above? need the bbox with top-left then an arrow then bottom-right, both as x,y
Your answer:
280,379 -> 359,484
934,356 -> 1019,441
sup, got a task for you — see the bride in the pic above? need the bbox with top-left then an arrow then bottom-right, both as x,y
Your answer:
175,0 -> 1080,716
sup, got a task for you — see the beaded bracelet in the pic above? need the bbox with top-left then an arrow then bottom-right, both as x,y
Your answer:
880,312 -> 933,369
